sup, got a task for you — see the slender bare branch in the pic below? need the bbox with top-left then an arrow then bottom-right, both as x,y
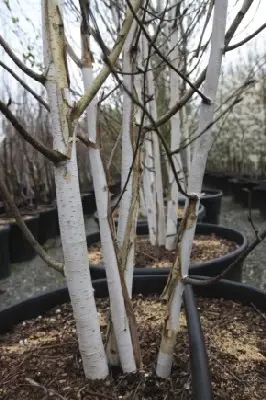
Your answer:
225,22 -> 266,52
0,177 -> 64,275
0,35 -> 45,84
0,100 -> 66,164
150,0 -> 256,130
0,61 -> 49,110
183,226 -> 266,286
70,0 -> 144,121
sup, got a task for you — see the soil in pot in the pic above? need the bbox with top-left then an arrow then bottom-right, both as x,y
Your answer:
1,295 -> 264,400
88,234 -> 238,268
0,214 -> 39,263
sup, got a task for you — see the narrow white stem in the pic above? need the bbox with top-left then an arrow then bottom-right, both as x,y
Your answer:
82,67 -> 136,373
144,36 -> 166,246
166,4 -> 182,251
135,35 -> 157,245
181,0 -> 229,278
117,23 -> 137,298
157,0 -> 229,378
42,0 -> 108,379
156,281 -> 184,378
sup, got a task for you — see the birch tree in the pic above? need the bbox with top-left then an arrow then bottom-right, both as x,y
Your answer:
0,0 -> 265,384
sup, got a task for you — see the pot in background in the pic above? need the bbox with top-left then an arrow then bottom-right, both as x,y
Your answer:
88,222 -> 248,282
0,224 -> 11,280
0,213 -> 39,263
200,188 -> 223,225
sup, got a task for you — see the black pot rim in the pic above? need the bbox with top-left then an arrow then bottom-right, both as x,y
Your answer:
0,276 -> 264,334
201,188 -> 223,199
93,203 -> 206,223
0,223 -> 11,233
87,222 -> 248,274
0,213 -> 40,225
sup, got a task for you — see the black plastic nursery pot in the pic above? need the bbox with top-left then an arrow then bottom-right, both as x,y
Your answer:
0,275 -> 212,400
200,188 -> 223,225
203,172 -> 232,195
229,178 -> 262,206
0,201 -> 5,215
88,222 -> 247,282
252,184 -> 266,218
0,214 -> 39,263
93,199 -> 205,227
81,191 -> 97,216
0,224 -> 11,280
37,205 -> 58,245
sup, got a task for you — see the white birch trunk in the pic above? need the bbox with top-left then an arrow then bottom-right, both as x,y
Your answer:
42,0 -> 108,379
117,23 -> 137,297
136,36 -> 157,245
82,67 -> 136,373
157,0 -> 228,377
144,37 -> 166,246
166,6 -> 182,251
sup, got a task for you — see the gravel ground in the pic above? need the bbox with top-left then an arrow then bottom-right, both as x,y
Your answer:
0,196 -> 265,311
220,196 -> 266,291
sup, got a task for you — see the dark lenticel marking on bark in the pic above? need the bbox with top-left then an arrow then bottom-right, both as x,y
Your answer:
88,234 -> 238,268
0,296 -> 265,400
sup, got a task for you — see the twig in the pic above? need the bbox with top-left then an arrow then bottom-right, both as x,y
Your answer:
24,378 -> 67,400
0,177 -> 64,275
251,302 -> 266,321
139,250 -> 158,263
0,35 -> 45,84
151,0 -> 257,130
70,0 -> 143,121
182,226 -> 266,286
77,384 -> 115,400
246,188 -> 260,239
0,61 -> 49,111
0,99 -> 67,164
107,130 -> 122,170
225,23 -> 266,52
125,0 -> 211,105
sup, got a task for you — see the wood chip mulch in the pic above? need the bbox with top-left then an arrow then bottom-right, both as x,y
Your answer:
0,296 -> 265,399
88,234 -> 238,268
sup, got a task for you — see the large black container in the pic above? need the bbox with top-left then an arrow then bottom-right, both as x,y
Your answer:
200,188 -> 223,224
37,205 -> 58,245
0,224 -> 11,279
88,223 -> 248,282
0,276 -> 212,400
0,214 -> 40,263
252,184 -> 266,218
229,178 -> 263,206
203,172 -> 233,195
81,191 -> 97,215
